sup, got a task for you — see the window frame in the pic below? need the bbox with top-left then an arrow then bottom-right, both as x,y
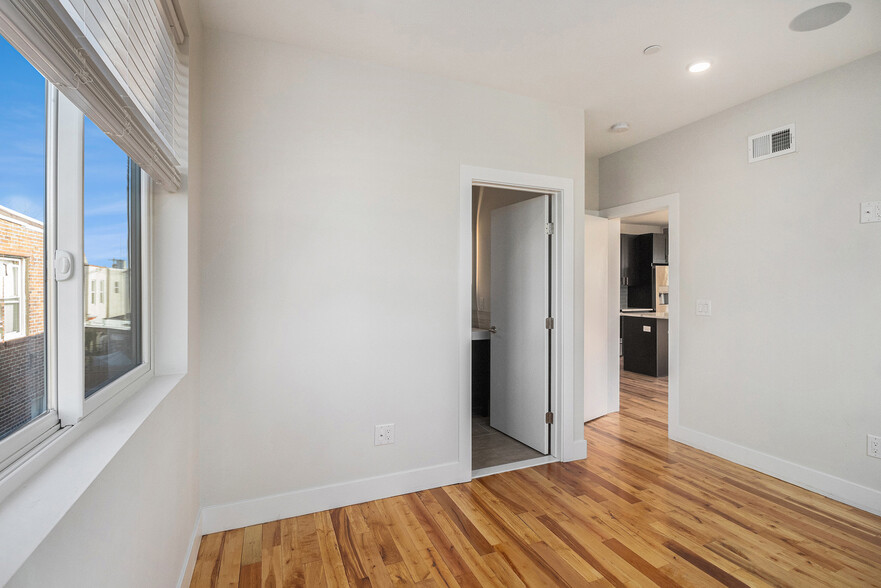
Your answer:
82,164 -> 152,418
0,83 -> 153,474
0,256 -> 27,340
0,82 -> 58,471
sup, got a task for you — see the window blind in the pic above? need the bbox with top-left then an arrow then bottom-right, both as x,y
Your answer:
0,0 -> 186,191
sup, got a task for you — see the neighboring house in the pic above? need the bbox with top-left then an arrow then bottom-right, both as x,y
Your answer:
84,260 -> 133,393
84,260 -> 130,324
0,204 -> 44,439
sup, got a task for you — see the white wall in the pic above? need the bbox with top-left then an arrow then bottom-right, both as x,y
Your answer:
599,52 -> 881,510
585,156 -> 599,211
7,1 -> 204,584
199,28 -> 584,518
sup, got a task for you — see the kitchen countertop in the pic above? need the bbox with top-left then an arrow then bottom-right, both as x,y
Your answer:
472,328 -> 491,341
620,312 -> 669,319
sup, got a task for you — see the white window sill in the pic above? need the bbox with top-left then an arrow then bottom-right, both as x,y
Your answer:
0,372 -> 185,585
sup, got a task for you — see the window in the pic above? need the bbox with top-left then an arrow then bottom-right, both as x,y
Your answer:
0,34 -> 150,468
0,35 -> 48,447
84,120 -> 142,398
0,258 -> 26,340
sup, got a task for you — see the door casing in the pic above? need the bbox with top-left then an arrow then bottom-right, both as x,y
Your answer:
459,165 -> 585,482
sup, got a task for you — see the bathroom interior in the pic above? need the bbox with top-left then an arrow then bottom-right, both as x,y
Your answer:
471,185 -> 548,471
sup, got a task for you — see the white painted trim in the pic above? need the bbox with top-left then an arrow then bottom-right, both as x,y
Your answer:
55,90 -> 85,427
606,218 -> 621,413
201,462 -> 460,535
599,193 -> 680,432
472,455 -> 557,479
670,424 -> 881,517
176,511 -> 203,588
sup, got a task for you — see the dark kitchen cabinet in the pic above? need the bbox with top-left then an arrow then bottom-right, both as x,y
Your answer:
620,235 -> 632,286
622,316 -> 668,377
620,234 -> 653,287
652,232 -> 668,265
621,234 -> 654,308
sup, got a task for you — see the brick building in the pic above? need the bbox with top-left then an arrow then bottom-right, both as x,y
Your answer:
0,204 -> 45,440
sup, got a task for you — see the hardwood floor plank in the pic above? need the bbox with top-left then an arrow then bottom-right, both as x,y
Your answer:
664,538 -> 751,588
217,528 -> 245,588
359,501 -> 404,566
329,508 -> 370,586
314,511 -> 351,588
404,492 -> 484,587
190,369 -> 881,586
262,520 -> 283,588
240,525 -> 264,588
190,532 -> 225,588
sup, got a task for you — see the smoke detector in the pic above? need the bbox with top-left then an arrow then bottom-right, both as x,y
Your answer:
609,122 -> 630,133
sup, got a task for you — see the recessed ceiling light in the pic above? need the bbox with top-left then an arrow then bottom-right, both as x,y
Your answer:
643,45 -> 662,55
609,122 -> 630,133
687,61 -> 712,73
789,2 -> 851,32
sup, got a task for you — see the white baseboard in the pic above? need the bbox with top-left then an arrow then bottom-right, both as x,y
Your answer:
670,424 -> 881,517
176,512 -> 203,588
201,461 -> 460,535
564,438 -> 588,462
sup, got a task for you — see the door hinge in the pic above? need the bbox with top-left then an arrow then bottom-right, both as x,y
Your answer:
545,412 -> 554,424
545,222 -> 554,235
545,317 -> 554,330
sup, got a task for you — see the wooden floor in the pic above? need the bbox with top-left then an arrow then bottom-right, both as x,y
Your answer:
191,370 -> 881,587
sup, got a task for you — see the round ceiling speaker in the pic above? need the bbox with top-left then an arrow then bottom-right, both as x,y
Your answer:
789,2 -> 851,32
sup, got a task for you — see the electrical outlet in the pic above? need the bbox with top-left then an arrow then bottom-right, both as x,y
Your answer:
868,434 -> 881,459
375,424 -> 395,446
860,201 -> 881,224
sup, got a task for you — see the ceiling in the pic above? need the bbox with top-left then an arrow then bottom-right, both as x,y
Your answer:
621,210 -> 669,227
198,1 -> 881,159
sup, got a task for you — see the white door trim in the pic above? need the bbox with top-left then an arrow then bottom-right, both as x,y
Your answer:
459,166 -> 585,483
599,193 -> 680,434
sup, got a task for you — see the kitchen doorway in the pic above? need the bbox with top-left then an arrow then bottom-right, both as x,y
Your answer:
584,193 -> 681,439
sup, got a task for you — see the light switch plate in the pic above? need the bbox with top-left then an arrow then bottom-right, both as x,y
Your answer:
696,299 -> 712,316
861,201 -> 881,224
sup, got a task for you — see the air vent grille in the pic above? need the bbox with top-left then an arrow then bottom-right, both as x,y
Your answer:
748,124 -> 796,162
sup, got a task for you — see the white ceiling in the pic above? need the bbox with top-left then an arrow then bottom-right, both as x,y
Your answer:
198,1 -> 881,159
622,210 -> 669,227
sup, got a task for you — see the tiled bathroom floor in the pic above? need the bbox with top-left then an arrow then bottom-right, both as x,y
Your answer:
471,416 -> 544,470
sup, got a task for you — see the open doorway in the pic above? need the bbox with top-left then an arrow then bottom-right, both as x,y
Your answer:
471,186 -> 552,473
584,193 -> 680,440
618,210 -> 669,378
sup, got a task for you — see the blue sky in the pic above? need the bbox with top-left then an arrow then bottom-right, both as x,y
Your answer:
1,35 -> 130,269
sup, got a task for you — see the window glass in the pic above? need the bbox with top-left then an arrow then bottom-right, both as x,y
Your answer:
83,118 -> 141,397
0,36 -> 47,440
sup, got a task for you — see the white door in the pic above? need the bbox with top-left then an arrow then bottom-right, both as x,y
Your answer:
584,214 -> 610,421
490,195 -> 550,454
